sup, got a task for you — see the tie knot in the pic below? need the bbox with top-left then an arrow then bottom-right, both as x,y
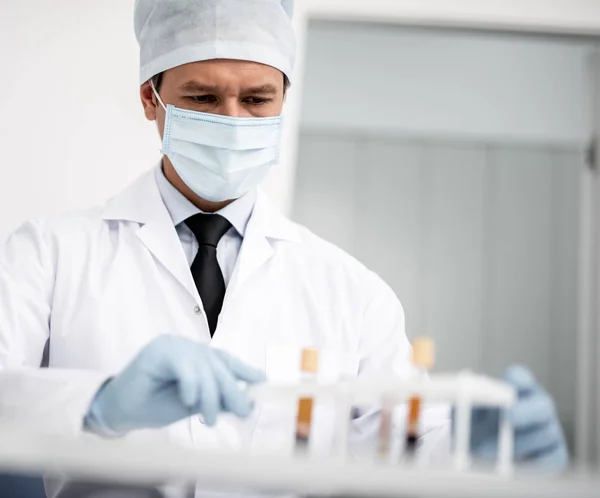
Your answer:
185,214 -> 232,247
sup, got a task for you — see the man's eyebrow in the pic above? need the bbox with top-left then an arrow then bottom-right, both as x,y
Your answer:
243,84 -> 279,95
177,81 -> 280,95
178,81 -> 219,93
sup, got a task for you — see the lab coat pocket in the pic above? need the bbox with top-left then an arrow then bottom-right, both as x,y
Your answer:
250,344 -> 360,456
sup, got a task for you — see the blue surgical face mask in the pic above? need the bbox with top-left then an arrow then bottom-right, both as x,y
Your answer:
151,81 -> 283,202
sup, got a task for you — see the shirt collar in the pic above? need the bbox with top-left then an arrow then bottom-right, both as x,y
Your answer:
154,165 -> 256,238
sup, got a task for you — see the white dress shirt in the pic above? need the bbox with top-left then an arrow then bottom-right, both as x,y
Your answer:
154,165 -> 256,286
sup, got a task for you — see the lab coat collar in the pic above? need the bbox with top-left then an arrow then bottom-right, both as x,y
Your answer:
101,168 -> 301,244
102,166 -> 301,310
154,165 -> 256,239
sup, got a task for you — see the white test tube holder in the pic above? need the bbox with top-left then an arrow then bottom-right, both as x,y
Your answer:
248,370 -> 516,475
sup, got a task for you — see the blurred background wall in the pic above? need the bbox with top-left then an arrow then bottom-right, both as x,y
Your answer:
293,21 -> 599,451
0,0 -> 158,239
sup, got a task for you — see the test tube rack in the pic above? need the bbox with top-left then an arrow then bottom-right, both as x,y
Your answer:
248,370 -> 516,474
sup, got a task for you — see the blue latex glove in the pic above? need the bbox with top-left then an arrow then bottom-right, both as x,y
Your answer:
467,365 -> 568,471
84,335 -> 266,435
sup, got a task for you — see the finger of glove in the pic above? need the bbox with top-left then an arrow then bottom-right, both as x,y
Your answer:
510,391 -> 556,429
213,350 -> 266,384
209,353 -> 254,418
172,359 -> 201,409
195,358 -> 220,427
138,335 -> 188,371
521,443 -> 569,473
504,365 -> 538,396
150,344 -> 199,408
514,421 -> 563,460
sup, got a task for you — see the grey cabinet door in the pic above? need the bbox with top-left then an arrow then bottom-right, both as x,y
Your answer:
293,132 -> 581,448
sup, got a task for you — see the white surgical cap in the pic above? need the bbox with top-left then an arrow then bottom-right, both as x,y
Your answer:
134,0 -> 296,85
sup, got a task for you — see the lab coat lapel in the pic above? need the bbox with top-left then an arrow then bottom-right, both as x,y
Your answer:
102,169 -> 201,304
137,219 -> 200,304
226,190 -> 300,301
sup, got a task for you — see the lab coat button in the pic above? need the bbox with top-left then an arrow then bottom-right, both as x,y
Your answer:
194,305 -> 202,315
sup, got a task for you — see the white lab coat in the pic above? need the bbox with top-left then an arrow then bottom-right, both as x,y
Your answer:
0,169 -> 449,497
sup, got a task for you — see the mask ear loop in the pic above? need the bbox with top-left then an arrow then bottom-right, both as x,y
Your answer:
150,79 -> 167,111
150,79 -> 169,157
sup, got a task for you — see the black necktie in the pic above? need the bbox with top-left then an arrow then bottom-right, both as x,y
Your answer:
185,214 -> 232,337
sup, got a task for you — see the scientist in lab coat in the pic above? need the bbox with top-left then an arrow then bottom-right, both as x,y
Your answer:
0,0 -> 567,496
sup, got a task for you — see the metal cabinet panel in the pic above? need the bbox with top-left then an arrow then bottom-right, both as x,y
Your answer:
293,132 -> 580,446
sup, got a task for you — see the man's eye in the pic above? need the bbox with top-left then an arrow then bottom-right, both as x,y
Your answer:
243,97 -> 270,105
189,95 -> 217,103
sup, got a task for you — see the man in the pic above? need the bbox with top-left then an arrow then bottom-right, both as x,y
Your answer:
0,0 -> 567,496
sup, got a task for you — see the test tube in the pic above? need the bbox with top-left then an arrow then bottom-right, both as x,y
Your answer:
378,395 -> 394,462
295,347 -> 319,453
405,337 -> 434,458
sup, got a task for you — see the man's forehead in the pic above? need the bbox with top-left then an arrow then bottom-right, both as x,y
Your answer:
162,61 -> 284,92
170,59 -> 280,77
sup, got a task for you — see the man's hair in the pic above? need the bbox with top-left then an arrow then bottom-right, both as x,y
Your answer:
151,71 -> 291,94
151,72 -> 164,91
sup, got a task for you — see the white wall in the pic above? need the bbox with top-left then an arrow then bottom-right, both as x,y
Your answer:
301,0 -> 600,36
0,0 -> 157,240
300,22 -> 594,145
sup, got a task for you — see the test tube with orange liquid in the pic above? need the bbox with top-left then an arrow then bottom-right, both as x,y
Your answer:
405,337 -> 434,457
295,347 -> 319,452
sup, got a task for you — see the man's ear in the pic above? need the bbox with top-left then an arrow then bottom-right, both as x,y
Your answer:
140,81 -> 159,121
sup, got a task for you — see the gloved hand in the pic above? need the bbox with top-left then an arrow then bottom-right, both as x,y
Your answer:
84,335 -> 265,435
466,365 -> 568,471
